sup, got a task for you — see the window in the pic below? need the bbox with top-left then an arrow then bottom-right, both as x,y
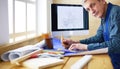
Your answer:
8,0 -> 37,43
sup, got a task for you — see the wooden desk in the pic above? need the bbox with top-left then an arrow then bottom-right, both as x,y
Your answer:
63,54 -> 113,69
0,54 -> 113,69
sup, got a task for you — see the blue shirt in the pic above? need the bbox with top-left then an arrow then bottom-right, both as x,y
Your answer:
80,3 -> 120,53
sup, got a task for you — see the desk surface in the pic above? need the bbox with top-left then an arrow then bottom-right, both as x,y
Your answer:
0,54 -> 113,69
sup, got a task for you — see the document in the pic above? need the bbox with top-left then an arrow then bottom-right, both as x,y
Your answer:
64,48 -> 108,56
52,38 -> 108,56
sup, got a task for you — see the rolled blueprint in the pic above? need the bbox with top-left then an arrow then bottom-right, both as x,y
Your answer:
71,55 -> 92,69
1,40 -> 46,61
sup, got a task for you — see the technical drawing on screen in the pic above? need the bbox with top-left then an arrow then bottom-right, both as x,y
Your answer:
51,4 -> 89,37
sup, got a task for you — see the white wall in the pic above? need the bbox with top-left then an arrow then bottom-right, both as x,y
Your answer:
37,0 -> 52,34
0,0 -> 9,45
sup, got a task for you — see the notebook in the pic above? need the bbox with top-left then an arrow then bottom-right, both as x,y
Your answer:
22,57 -> 64,69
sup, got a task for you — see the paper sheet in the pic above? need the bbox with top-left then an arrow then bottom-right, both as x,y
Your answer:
64,48 -> 108,56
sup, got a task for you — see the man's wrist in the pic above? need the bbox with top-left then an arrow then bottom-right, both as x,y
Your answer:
73,40 -> 80,43
84,45 -> 88,50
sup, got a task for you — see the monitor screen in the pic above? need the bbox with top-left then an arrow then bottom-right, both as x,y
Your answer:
51,4 -> 89,37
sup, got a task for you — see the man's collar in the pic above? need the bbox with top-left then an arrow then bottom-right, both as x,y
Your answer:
104,3 -> 113,21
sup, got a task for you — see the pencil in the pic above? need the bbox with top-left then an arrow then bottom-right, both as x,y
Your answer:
10,49 -> 43,65
61,34 -> 63,43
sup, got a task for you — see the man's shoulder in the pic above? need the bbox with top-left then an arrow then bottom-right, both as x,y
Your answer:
109,3 -> 120,19
111,4 -> 120,13
108,3 -> 120,24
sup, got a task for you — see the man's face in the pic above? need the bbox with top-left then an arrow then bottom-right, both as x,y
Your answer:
83,0 -> 106,18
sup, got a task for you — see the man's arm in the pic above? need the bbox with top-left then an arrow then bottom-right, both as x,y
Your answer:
87,12 -> 120,53
80,23 -> 104,44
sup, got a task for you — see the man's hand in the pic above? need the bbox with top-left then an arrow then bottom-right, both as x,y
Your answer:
61,39 -> 73,49
61,39 -> 79,49
68,43 -> 88,51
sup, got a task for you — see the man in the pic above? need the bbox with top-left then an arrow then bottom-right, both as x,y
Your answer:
62,0 -> 120,68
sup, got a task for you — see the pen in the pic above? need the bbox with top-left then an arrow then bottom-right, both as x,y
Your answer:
29,54 -> 41,58
60,34 -> 69,49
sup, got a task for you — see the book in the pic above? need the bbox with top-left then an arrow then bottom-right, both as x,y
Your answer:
22,57 -> 64,69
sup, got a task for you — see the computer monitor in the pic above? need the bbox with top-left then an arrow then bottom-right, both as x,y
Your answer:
51,4 -> 89,37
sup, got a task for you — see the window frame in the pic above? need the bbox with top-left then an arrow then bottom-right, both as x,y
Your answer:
9,0 -> 37,43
